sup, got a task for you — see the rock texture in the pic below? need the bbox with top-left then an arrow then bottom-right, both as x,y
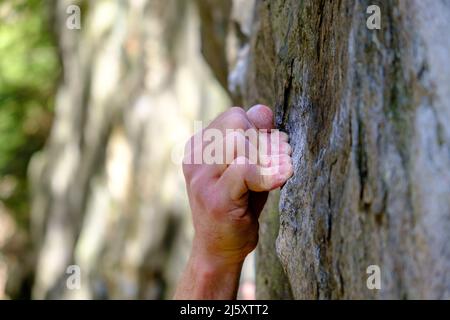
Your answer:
243,0 -> 450,299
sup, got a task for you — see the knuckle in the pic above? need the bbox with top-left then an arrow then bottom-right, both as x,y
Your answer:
224,112 -> 249,130
229,106 -> 246,116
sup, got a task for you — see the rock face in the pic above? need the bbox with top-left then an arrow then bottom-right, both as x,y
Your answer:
243,0 -> 450,299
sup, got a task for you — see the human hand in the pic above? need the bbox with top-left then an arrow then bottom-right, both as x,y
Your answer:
175,105 -> 293,299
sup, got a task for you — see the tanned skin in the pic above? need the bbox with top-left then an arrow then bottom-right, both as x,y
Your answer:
174,105 -> 293,299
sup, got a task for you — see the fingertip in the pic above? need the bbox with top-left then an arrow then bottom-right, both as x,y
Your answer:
281,142 -> 292,155
270,141 -> 292,156
246,104 -> 274,130
275,161 -> 294,185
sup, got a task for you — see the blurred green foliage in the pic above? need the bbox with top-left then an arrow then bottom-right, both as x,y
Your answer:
0,0 -> 59,226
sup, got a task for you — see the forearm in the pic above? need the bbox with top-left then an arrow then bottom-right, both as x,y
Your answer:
174,248 -> 243,299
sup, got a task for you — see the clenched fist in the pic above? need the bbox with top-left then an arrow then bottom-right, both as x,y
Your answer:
174,105 -> 293,299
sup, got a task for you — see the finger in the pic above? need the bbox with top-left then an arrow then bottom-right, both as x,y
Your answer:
223,130 -> 259,165
208,107 -> 254,133
185,106 -> 278,162
246,104 -> 274,130
278,131 -> 289,143
188,128 -> 260,179
272,140 -> 292,156
259,153 -> 292,169
183,120 -> 256,165
186,107 -> 260,164
258,131 -> 291,167
218,156 -> 294,201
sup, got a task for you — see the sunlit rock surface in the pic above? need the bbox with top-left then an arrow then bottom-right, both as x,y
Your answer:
243,0 -> 450,299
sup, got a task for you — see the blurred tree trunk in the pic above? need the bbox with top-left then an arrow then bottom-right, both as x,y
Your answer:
29,0 -> 230,299
243,0 -> 450,299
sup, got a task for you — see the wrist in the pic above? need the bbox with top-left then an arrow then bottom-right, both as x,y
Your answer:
188,254 -> 243,300
191,236 -> 247,270
190,251 -> 243,279
176,239 -> 244,299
